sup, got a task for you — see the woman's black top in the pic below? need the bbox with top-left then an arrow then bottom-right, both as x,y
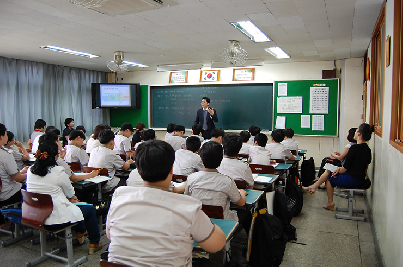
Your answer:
343,143 -> 372,181
131,132 -> 142,145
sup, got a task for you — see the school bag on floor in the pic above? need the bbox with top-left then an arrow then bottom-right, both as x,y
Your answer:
300,157 -> 316,186
273,191 -> 297,242
285,177 -> 303,217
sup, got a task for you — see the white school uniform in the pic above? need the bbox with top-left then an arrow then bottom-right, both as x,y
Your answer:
239,143 -> 251,155
30,131 -> 43,147
173,149 -> 203,176
265,142 -> 293,160
113,134 -> 131,155
126,169 -> 176,191
248,146 -> 272,165
0,147 -> 21,201
56,157 -> 73,177
86,137 -> 101,154
165,135 -> 186,151
246,136 -> 255,145
189,134 -> 204,143
217,157 -> 254,188
164,132 -> 174,140
64,144 -> 89,165
3,147 -> 26,171
31,132 -> 44,153
281,138 -> 299,151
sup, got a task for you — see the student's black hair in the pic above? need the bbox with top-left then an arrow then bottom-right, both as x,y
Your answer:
174,125 -> 185,132
34,119 -> 46,130
192,124 -> 203,136
69,130 -> 85,141
30,142 -> 58,177
271,129 -> 285,143
254,133 -> 268,147
249,125 -> 261,136
223,133 -> 242,157
135,122 -> 146,133
105,125 -> 112,130
76,125 -> 86,134
186,136 -> 201,152
358,123 -> 374,141
347,128 -> 358,143
166,123 -> 176,133
135,140 -> 175,183
6,131 -> 14,143
0,123 -> 6,136
211,128 -> 225,138
64,118 -> 74,127
45,126 -> 60,136
38,132 -> 59,144
93,125 -> 107,140
284,128 -> 294,138
239,131 -> 250,143
98,130 -> 115,144
202,97 -> 210,104
121,122 -> 134,132
200,141 -> 223,169
141,129 -> 156,141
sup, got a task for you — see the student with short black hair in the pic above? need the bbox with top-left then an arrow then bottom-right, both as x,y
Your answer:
239,130 -> 252,154
33,126 -> 64,157
173,136 -> 203,176
218,133 -> 254,189
266,129 -> 295,160
107,140 -> 226,266
185,141 -> 247,221
89,130 -> 133,192
134,129 -> 156,150
62,118 -> 75,147
64,130 -> 89,165
191,124 -> 204,142
201,128 -> 225,147
247,125 -> 261,145
114,122 -> 134,159
86,124 -> 108,154
165,123 -> 176,141
27,119 -> 46,150
3,131 -> 29,171
281,128 -> 299,151
248,133 -> 276,165
165,124 -> 186,151
132,122 -> 146,146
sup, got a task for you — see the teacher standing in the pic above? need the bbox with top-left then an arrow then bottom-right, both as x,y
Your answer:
194,97 -> 218,140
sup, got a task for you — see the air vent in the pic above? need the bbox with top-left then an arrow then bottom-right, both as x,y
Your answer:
90,0 -> 165,15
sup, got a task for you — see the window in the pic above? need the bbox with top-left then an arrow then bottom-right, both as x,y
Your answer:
390,0 -> 403,153
370,4 -> 386,136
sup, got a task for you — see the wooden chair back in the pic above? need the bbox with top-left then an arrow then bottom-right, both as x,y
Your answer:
83,166 -> 109,176
119,154 -> 126,161
172,174 -> 187,182
21,190 -> 53,231
68,162 -> 82,172
100,260 -> 130,267
290,150 -> 297,155
201,204 -> 224,219
234,179 -> 248,189
237,153 -> 249,160
273,159 -> 286,163
249,164 -> 275,174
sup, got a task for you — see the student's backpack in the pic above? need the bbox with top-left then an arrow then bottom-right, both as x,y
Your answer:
285,177 -> 303,217
273,191 -> 296,242
300,157 -> 316,187
248,209 -> 287,267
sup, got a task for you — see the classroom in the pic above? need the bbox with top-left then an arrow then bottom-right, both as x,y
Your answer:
0,0 -> 402,266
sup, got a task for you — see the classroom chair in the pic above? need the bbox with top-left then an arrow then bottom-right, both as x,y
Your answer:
21,190 -> 88,267
100,260 -> 130,267
237,153 -> 249,160
273,159 -> 286,163
83,166 -> 109,176
249,164 -> 275,174
172,174 -> 187,183
234,179 -> 248,189
68,162 -> 82,172
119,154 -> 126,161
201,204 -> 224,219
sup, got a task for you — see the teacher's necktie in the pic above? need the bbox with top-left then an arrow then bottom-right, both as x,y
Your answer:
203,110 -> 208,130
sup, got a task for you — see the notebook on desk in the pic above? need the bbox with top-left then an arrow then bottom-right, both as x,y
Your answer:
252,174 -> 275,183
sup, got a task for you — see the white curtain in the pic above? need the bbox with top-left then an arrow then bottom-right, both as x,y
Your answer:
0,56 -> 109,142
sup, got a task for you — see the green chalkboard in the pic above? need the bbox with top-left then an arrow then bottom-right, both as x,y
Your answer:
151,84 -> 273,130
274,79 -> 339,136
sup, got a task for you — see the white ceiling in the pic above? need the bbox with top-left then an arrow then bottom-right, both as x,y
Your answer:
0,0 -> 384,72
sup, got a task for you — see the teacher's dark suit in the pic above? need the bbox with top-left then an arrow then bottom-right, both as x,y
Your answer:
194,108 -> 218,139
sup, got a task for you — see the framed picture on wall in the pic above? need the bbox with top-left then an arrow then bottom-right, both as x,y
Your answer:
200,70 -> 220,82
386,35 -> 391,67
233,68 -> 255,81
169,71 -> 188,83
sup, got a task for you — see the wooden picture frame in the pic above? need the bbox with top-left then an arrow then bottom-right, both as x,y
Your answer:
233,68 -> 255,81
366,57 -> 371,81
169,71 -> 188,83
386,35 -> 391,67
200,70 -> 220,82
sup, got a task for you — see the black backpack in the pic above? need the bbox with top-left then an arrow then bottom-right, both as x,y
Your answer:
300,157 -> 316,186
249,210 -> 287,267
273,191 -> 296,242
285,178 -> 303,217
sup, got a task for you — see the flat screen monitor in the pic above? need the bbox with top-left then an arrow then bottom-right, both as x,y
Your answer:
91,83 -> 140,109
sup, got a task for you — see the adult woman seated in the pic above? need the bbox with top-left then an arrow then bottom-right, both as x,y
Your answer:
26,141 -> 102,254
303,123 -> 374,210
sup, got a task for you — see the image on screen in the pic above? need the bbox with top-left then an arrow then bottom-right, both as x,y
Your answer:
100,84 -> 131,107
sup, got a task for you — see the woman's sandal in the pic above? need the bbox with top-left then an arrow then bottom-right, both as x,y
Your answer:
323,202 -> 335,211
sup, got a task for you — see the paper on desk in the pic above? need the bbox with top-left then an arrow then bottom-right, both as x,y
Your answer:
271,163 -> 279,168
74,173 -> 111,183
253,175 -> 274,183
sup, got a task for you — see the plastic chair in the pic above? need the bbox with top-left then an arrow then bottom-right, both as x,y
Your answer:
201,204 -> 224,219
249,164 -> 275,174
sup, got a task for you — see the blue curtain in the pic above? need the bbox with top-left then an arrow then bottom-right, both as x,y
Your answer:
0,56 -> 109,142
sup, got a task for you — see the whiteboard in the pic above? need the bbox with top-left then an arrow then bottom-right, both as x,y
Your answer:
277,96 -> 303,113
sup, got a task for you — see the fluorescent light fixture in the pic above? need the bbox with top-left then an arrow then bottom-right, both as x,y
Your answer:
231,21 -> 270,42
265,47 -> 290,59
123,60 -> 149,68
40,45 -> 99,58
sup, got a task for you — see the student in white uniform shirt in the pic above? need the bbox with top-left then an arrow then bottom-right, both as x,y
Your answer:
165,124 -> 186,151
86,124 -> 108,154
26,119 -> 46,150
164,122 -> 175,141
89,130 -> 133,192
246,125 -> 261,145
32,126 -> 61,154
218,133 -> 254,189
113,123 -> 134,159
134,129 -> 156,150
239,130 -> 252,155
266,129 -> 295,161
64,130 -> 89,165
107,140 -> 226,266
173,136 -> 203,176
190,124 -> 204,142
75,125 -> 87,148
3,131 -> 29,171
185,141 -> 247,221
281,128 -> 299,151
248,133 -> 276,166
200,128 -> 225,147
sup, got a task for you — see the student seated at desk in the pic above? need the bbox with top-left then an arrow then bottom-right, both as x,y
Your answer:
173,136 -> 203,176
62,118 -> 75,148
89,130 -> 133,192
281,128 -> 299,151
113,122 -> 134,159
217,133 -> 254,189
266,129 -> 295,161
3,131 -> 29,171
201,128 -> 225,147
248,133 -> 276,166
86,124 -> 107,154
239,130 -> 251,154
134,129 -> 156,150
0,124 -> 29,227
165,124 -> 186,151
75,125 -> 87,149
131,122 -> 145,147
32,126 -> 63,155
64,130 -> 89,166
26,141 -> 102,254
190,124 -> 204,142
185,141 -> 247,221
247,125 -> 261,145
26,119 -> 46,150
164,122 -> 175,141
107,140 -> 226,266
